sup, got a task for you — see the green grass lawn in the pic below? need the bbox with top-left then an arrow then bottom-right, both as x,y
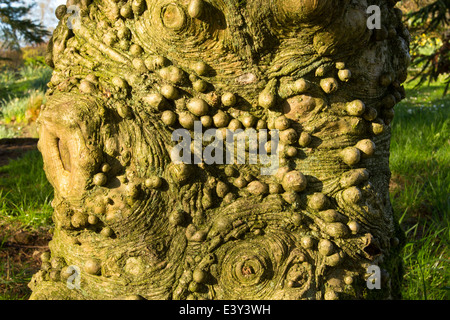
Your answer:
0,151 -> 53,229
0,150 -> 53,300
0,77 -> 448,300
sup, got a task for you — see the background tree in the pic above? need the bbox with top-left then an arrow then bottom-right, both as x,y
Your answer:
402,0 -> 450,95
0,0 -> 50,56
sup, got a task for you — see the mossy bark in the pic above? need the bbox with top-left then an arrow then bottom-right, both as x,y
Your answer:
29,0 -> 409,300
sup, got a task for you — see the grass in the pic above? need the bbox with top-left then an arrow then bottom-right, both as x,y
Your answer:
0,249 -> 44,300
0,126 -> 17,139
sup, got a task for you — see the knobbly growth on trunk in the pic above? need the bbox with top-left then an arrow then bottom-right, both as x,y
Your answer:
29,0 -> 409,300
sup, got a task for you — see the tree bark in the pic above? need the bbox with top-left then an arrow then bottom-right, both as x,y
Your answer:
29,0 -> 409,300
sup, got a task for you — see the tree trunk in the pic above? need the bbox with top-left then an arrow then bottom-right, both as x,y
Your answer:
29,0 -> 409,300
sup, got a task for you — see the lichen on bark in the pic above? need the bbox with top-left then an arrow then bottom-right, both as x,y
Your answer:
30,0 -> 410,300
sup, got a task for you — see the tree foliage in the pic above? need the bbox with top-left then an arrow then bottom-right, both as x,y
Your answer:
0,0 -> 50,53
405,0 -> 450,95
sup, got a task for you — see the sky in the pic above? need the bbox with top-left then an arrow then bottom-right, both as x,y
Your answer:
28,0 -> 66,30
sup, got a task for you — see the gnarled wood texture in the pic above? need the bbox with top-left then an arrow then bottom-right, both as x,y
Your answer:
29,0 -> 409,300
